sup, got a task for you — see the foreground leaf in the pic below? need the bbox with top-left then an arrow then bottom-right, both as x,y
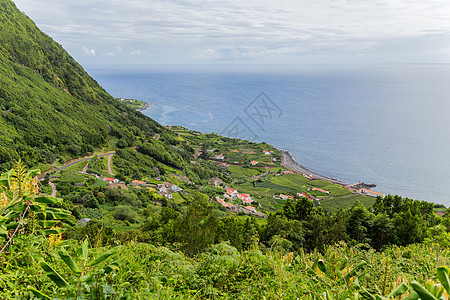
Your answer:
88,247 -> 118,267
39,261 -> 69,288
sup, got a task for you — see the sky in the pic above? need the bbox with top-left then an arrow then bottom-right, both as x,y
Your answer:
12,0 -> 450,66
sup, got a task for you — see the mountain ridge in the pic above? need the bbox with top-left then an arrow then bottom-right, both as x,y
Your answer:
0,0 -> 168,170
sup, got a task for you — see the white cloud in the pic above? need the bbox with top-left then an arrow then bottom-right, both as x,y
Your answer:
13,0 -> 450,64
130,49 -> 142,56
82,46 -> 96,56
103,46 -> 123,57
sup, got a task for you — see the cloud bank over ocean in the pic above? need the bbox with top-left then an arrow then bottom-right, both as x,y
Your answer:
14,0 -> 450,65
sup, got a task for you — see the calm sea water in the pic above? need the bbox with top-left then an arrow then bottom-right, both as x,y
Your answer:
88,64 -> 450,205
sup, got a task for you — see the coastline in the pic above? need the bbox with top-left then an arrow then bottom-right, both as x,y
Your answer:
137,102 -> 150,111
279,149 -> 349,186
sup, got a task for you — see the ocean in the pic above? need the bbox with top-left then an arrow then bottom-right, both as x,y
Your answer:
88,64 -> 450,205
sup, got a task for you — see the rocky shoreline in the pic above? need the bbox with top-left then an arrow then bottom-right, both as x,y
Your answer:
137,102 -> 150,111
279,149 -> 348,186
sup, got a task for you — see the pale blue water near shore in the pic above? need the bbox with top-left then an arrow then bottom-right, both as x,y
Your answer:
88,64 -> 450,205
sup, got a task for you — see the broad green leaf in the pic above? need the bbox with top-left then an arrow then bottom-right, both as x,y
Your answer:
437,266 -> 450,295
29,204 -> 46,213
33,196 -> 59,204
88,248 -> 117,267
6,222 -> 19,230
103,284 -> 116,295
318,259 -> 327,275
28,287 -> 51,300
81,273 -> 94,284
39,261 -> 69,288
306,267 -> 316,277
411,281 -> 439,300
28,169 -> 41,178
103,257 -> 126,274
341,261 -> 366,284
359,287 -> 375,300
339,258 -> 348,271
58,248 -> 81,273
40,221 -> 60,230
82,238 -> 89,262
404,291 -> 420,300
386,283 -> 409,298
323,291 -> 332,300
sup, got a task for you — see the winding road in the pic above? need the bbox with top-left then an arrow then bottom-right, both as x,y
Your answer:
38,152 -> 116,180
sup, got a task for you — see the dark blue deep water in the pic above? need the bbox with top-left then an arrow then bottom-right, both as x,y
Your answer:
88,64 -> 450,205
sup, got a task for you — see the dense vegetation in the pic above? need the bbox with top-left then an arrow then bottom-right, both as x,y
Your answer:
2,1 -> 450,298
0,0 -> 173,170
2,164 -> 450,299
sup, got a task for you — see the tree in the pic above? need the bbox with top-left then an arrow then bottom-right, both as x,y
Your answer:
176,192 -> 218,256
346,201 -> 374,245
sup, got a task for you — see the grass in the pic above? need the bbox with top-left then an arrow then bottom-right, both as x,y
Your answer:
172,192 -> 185,204
270,174 -> 309,190
60,171 -> 85,184
228,165 -> 262,178
92,178 -> 110,187
67,161 -> 87,172
268,166 -> 288,173
234,182 -> 283,210
320,194 -> 375,212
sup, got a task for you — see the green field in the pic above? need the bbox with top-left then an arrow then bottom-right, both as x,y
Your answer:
270,174 -> 309,190
228,165 -> 263,177
320,194 -> 375,212
67,160 -> 87,172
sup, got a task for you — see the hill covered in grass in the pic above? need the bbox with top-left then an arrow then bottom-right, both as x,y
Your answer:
0,0 -> 169,169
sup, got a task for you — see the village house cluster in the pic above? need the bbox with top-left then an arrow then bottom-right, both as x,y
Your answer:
101,177 -> 183,199
214,186 -> 266,217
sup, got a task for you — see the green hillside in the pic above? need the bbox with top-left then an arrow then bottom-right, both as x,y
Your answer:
3,1 -> 450,299
0,0 -> 167,170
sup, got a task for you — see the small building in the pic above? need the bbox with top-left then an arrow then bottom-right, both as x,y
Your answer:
219,162 -> 229,168
278,194 -> 294,200
77,218 -> 91,227
263,151 -> 271,155
131,180 -> 146,187
282,170 -> 294,175
213,154 -> 225,161
226,188 -> 237,196
216,197 -> 225,204
298,192 -> 314,201
359,188 -> 385,198
238,193 -> 254,203
169,185 -> 183,193
222,202 -> 234,209
245,206 -> 256,213
251,160 -> 259,166
310,187 -> 330,194
102,177 -> 118,184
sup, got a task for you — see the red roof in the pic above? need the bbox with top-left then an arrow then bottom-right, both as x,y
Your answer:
362,188 -> 385,196
103,177 -> 116,182
245,206 -> 255,211
222,203 -> 233,208
226,188 -> 237,194
312,187 -> 329,194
